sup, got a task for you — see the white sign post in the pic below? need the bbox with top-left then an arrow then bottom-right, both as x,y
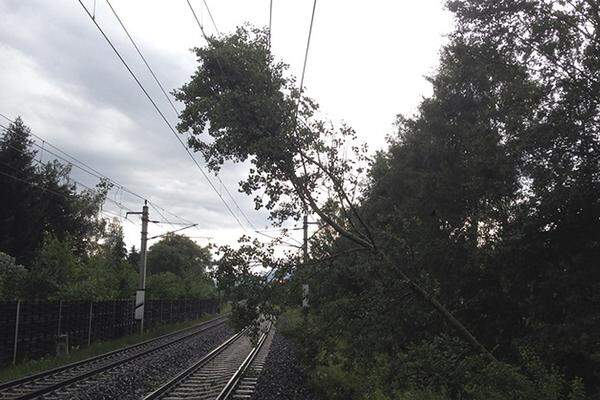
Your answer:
302,284 -> 309,309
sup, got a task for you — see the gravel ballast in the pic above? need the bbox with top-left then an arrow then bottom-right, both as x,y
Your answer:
50,322 -> 233,400
251,333 -> 319,400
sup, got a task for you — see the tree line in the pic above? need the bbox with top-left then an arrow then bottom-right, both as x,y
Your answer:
172,0 -> 599,398
0,118 -> 215,301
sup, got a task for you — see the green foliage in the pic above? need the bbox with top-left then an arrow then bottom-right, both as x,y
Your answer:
305,334 -> 584,400
0,252 -> 27,300
147,233 -> 211,276
146,272 -> 186,299
0,117 -> 108,266
145,233 -> 216,300
167,0 -> 600,397
2,231 -> 137,301
24,233 -> 81,300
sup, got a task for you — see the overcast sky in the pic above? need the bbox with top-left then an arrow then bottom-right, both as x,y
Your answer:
0,0 -> 453,252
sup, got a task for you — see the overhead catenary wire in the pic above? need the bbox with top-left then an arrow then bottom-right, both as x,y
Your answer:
101,1 -> 221,231
184,0 -> 324,242
76,0 -> 248,233
184,1 -> 279,234
0,120 -> 195,242
97,0 -> 262,235
104,0 -> 179,117
201,0 -> 220,35
0,113 -> 190,227
291,0 -> 318,147
298,0 -> 318,101
148,223 -> 198,240
186,0 -> 210,41
0,142 -> 135,214
254,229 -> 303,247
0,168 -> 134,227
268,0 -> 273,48
0,150 -> 168,229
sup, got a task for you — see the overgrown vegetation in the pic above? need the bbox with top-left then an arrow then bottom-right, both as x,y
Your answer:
0,119 -> 215,301
176,0 -> 600,398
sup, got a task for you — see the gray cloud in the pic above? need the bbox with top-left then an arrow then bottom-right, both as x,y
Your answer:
0,0 -> 273,248
0,0 -> 451,250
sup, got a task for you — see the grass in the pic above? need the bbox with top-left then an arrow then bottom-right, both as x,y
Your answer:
0,305 -> 230,384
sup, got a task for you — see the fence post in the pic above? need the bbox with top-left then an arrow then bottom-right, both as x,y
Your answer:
112,301 -> 117,338
57,300 -> 63,335
87,302 -> 93,347
12,300 -> 21,365
170,300 -> 173,323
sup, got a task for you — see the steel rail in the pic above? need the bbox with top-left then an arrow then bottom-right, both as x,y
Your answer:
0,314 -> 229,400
144,331 -> 245,399
215,325 -> 271,400
145,324 -> 272,400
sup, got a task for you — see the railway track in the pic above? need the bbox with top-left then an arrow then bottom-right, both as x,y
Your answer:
0,315 -> 228,400
145,323 -> 274,400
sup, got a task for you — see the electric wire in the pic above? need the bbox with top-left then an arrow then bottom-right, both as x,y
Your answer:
91,0 -> 261,235
0,113 -> 188,227
254,229 -> 303,248
104,0 -> 179,117
268,0 -> 273,48
148,223 -> 198,240
299,0 -> 317,99
0,146 -> 134,213
184,1 -> 275,233
98,3 -> 255,231
293,0 -> 318,124
0,167 -> 133,227
201,0 -> 220,35
76,0 -> 248,232
186,0 -> 210,41
0,121 -> 188,235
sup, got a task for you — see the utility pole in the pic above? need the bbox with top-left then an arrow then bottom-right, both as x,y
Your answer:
303,215 -> 308,263
301,215 -> 320,309
127,200 -> 149,334
302,214 -> 309,309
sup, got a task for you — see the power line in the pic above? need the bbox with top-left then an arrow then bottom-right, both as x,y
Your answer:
0,119 -> 195,235
253,229 -> 303,247
299,0 -> 318,97
0,166 -> 132,224
0,113 -> 191,226
183,2 -> 270,233
76,0 -> 248,233
99,3 -> 256,231
186,0 -> 210,41
148,223 -> 198,240
106,0 -> 256,234
101,1 -> 265,236
293,0 -> 318,126
268,0 -> 273,48
0,169 -> 77,201
102,1 -> 212,230
101,209 -> 140,225
201,0 -> 220,35
0,143 -> 134,214
148,202 -> 176,229
104,0 -> 179,117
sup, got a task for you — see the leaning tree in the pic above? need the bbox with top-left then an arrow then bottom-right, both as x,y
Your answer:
175,26 -> 495,360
